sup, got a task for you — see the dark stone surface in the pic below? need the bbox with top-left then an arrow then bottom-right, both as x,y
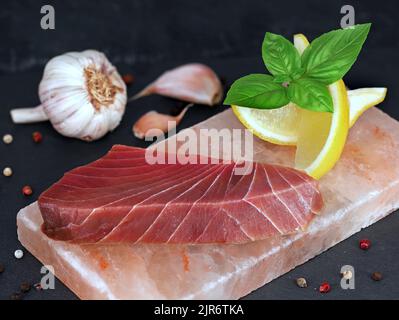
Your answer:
0,0 -> 398,74
0,0 -> 398,300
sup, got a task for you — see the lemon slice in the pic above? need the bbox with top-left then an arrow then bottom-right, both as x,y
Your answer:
232,88 -> 385,145
231,103 -> 300,145
230,33 -> 310,146
348,87 -> 387,127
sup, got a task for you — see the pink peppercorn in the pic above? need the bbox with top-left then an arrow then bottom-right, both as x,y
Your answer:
22,185 -> 33,196
32,131 -> 43,143
319,282 -> 331,293
359,239 -> 371,250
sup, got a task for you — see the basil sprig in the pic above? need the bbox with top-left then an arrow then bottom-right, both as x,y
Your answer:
224,23 -> 371,113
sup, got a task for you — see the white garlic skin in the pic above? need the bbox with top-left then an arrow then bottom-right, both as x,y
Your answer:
38,50 -> 127,141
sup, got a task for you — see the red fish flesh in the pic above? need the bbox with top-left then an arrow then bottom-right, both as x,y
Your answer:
38,145 -> 323,243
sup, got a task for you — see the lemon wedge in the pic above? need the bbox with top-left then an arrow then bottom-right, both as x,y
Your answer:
295,79 -> 349,179
293,33 -> 309,54
292,34 -> 349,179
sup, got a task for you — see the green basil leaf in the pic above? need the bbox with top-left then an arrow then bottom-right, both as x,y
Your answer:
291,67 -> 305,80
273,74 -> 292,83
262,32 -> 301,77
288,78 -> 333,112
302,23 -> 371,84
224,74 -> 289,109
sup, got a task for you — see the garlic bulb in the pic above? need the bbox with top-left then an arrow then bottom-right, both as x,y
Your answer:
131,63 -> 223,106
10,50 -> 127,141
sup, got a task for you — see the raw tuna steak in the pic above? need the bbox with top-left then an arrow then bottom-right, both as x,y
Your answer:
38,145 -> 322,243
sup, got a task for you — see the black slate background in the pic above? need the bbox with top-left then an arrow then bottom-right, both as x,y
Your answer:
0,0 -> 399,300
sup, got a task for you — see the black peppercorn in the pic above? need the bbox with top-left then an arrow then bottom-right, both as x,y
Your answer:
371,272 -> 383,281
20,282 -> 31,293
10,292 -> 23,300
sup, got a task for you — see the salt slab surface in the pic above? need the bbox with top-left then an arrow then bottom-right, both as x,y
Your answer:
17,107 -> 399,299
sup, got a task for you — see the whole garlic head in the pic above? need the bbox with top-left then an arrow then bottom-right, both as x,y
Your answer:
11,50 -> 127,142
40,50 -> 127,141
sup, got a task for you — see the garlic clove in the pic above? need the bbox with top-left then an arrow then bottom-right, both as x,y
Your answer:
133,105 -> 191,139
52,98 -> 95,138
79,112 -> 111,142
41,89 -> 88,125
131,63 -> 223,106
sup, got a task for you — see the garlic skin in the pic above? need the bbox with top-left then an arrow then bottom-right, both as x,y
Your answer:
11,50 -> 127,141
132,63 -> 223,106
133,105 -> 191,139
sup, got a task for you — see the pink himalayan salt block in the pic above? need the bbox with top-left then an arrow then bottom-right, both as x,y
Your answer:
17,107 -> 399,299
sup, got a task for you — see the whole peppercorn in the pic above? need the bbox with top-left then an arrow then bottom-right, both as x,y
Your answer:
14,249 -> 24,259
22,185 -> 33,196
296,277 -> 308,288
10,292 -> 23,300
32,131 -> 43,143
371,272 -> 383,281
2,134 -> 13,144
20,282 -> 31,293
0,263 -> 4,273
34,283 -> 43,291
319,282 -> 331,293
341,270 -> 353,280
359,239 -> 371,250
3,167 -> 13,177
122,74 -> 134,86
